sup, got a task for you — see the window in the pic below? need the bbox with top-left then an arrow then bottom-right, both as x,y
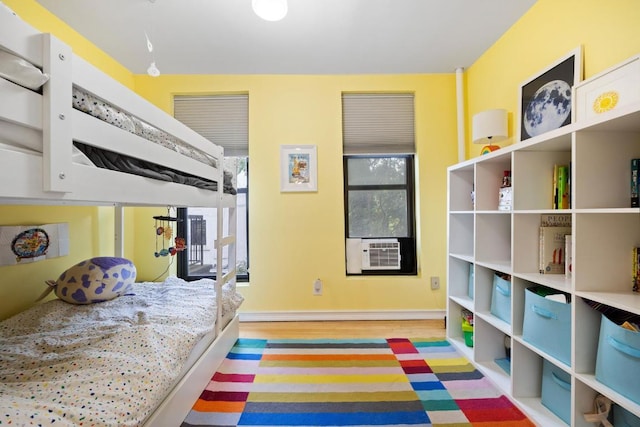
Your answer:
342,93 -> 417,275
173,94 -> 249,281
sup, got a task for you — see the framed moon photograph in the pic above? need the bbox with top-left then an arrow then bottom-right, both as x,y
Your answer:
518,46 -> 583,141
280,145 -> 317,192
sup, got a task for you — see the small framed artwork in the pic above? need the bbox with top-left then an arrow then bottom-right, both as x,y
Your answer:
280,145 -> 317,192
518,46 -> 583,141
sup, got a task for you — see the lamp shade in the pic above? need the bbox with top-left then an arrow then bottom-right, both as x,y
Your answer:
472,109 -> 508,144
252,0 -> 288,21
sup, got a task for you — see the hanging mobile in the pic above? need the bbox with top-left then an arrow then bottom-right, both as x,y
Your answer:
152,207 -> 183,257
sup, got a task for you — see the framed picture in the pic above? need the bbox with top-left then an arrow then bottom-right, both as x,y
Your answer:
518,46 -> 583,141
280,145 -> 317,192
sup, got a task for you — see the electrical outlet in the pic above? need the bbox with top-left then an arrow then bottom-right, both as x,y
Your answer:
430,276 -> 440,290
313,278 -> 322,295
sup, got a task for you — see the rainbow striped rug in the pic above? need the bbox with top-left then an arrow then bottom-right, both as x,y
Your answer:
181,338 -> 534,427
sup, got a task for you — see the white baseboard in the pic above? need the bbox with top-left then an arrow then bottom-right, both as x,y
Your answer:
238,310 -> 445,322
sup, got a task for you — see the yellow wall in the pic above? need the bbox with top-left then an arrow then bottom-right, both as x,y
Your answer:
2,0 -> 639,319
134,74 -> 457,314
0,206 -> 110,319
465,0 -> 640,158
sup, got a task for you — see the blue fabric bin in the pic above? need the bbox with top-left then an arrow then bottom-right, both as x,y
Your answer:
490,273 -> 511,324
613,404 -> 640,427
522,288 -> 571,366
596,314 -> 640,405
541,359 -> 571,425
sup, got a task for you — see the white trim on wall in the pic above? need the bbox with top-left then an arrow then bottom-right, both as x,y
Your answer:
238,310 -> 445,322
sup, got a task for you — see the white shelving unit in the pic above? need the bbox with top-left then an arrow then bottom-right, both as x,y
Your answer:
447,101 -> 640,426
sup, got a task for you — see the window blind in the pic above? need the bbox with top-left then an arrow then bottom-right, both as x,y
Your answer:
174,94 -> 249,157
342,93 -> 415,155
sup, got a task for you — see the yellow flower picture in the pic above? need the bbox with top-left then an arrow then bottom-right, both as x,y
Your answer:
593,91 -> 619,113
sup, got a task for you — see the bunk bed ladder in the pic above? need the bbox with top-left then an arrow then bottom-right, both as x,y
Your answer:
215,159 -> 238,335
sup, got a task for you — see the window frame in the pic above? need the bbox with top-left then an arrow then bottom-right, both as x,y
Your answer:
343,154 -> 417,276
176,159 -> 250,282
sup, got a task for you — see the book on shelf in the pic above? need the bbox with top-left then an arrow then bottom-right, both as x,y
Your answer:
552,164 -> 558,208
540,213 -> 572,227
557,165 -> 570,209
552,164 -> 570,209
540,226 -> 572,274
634,247 -> 640,292
632,158 -> 640,207
565,235 -> 572,278
539,214 -> 572,275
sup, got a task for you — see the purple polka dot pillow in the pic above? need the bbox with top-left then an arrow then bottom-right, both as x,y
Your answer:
46,257 -> 136,304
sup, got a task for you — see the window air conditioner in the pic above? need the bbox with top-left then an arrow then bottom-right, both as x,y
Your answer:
361,238 -> 401,270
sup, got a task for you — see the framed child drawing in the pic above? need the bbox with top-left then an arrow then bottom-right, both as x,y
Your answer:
280,145 -> 317,192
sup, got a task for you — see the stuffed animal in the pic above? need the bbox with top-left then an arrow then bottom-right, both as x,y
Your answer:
40,257 -> 136,304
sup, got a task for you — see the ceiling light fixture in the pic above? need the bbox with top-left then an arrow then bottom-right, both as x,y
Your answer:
252,0 -> 288,21
144,31 -> 160,77
145,0 -> 160,77
147,62 -> 160,77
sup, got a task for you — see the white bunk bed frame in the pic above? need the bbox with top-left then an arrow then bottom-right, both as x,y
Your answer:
0,7 -> 238,427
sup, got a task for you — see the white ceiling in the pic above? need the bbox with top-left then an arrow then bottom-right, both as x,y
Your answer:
35,0 -> 536,75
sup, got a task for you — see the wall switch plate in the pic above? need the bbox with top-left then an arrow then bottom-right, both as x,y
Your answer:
313,278 -> 322,295
430,276 -> 440,290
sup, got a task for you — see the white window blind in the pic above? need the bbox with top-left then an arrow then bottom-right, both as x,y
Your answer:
342,93 -> 415,155
174,94 -> 249,157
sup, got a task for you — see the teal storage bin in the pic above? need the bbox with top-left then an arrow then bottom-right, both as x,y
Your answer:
522,288 -> 571,366
490,273 -> 511,324
595,314 -> 640,405
468,264 -> 474,300
541,359 -> 571,425
613,404 -> 640,427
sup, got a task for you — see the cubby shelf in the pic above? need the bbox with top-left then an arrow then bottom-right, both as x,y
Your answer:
447,101 -> 640,426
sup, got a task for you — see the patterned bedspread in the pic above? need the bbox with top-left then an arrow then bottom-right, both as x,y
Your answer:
0,277 -> 243,426
72,87 -> 218,169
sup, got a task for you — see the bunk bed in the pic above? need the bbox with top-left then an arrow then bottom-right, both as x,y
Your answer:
0,4 -> 241,426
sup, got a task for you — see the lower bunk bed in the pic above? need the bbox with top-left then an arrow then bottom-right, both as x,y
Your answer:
0,275 -> 244,426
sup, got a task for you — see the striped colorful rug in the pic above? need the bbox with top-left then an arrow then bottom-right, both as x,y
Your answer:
181,338 -> 534,427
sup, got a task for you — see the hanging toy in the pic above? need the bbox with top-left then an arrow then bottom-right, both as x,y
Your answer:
152,207 -> 183,258
163,225 -> 172,240
168,236 -> 186,256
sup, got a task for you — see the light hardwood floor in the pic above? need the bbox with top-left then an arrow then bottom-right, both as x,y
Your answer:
238,319 -> 446,339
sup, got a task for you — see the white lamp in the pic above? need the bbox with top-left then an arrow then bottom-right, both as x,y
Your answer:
252,0 -> 288,21
472,109 -> 508,154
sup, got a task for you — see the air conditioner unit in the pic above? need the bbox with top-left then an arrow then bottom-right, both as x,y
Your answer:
361,239 -> 401,270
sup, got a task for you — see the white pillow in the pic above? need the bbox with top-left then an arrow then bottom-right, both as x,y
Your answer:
0,49 -> 49,90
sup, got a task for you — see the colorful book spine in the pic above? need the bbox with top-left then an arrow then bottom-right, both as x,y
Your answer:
631,159 -> 640,207
557,165 -> 569,209
567,162 -> 572,209
552,164 -> 559,209
565,235 -> 572,278
634,247 -> 640,292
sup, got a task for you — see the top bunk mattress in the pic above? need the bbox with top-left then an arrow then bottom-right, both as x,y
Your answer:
0,276 -> 244,426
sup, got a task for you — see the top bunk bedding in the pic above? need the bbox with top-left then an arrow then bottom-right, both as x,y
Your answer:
0,276 -> 244,426
0,4 -> 236,207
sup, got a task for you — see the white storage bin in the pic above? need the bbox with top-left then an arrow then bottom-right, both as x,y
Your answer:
573,54 -> 640,122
